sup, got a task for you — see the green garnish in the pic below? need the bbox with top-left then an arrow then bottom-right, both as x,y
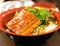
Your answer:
26,7 -> 53,25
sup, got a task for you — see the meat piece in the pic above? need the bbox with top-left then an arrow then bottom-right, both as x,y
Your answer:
6,9 -> 41,35
21,20 -> 40,35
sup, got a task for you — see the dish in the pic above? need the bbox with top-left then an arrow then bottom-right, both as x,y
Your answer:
5,6 -> 58,36
0,2 -> 60,44
0,2 -> 60,36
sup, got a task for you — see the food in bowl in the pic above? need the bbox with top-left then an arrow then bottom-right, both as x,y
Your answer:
4,5 -> 59,36
0,2 -> 60,36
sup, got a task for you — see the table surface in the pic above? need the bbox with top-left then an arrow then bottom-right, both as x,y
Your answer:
0,29 -> 60,46
45,30 -> 60,46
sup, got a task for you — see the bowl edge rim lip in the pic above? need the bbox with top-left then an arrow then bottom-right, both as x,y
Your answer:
0,7 -> 60,36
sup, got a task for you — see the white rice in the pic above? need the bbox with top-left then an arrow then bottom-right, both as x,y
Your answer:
45,23 -> 57,33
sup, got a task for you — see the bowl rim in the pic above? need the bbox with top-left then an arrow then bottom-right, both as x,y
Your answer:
0,5 -> 60,36
32,2 -> 56,8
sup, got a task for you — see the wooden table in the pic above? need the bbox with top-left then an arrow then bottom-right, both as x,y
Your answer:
0,31 -> 16,46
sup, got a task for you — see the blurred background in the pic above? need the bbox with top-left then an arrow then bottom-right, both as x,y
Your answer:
3,0 -> 60,9
0,0 -> 60,5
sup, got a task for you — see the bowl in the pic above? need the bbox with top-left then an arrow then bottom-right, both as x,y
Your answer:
0,2 -> 60,44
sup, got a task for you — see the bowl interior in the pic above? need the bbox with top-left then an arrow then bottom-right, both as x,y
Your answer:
0,5 -> 60,36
